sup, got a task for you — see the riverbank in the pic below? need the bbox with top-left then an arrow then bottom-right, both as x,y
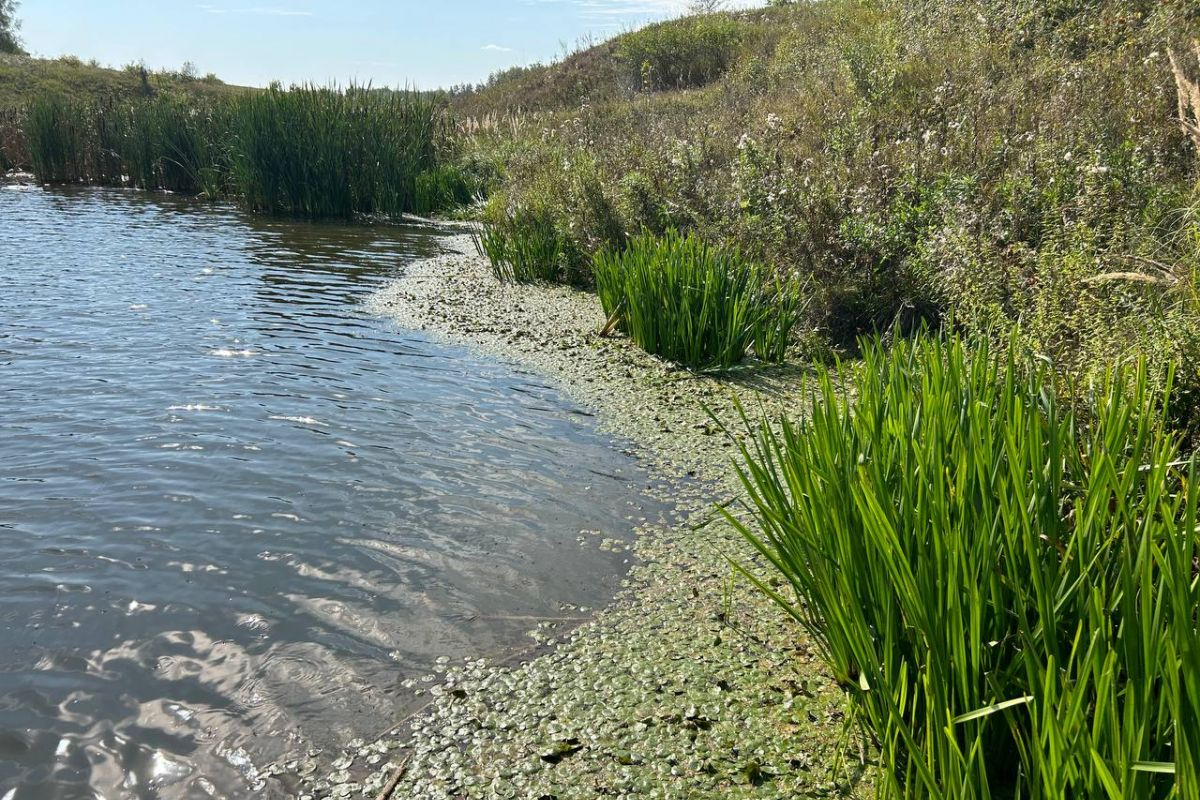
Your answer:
300,234 -> 872,799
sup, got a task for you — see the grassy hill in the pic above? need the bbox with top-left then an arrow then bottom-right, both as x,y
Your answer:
453,9 -> 1200,792
456,0 -> 1200,387
0,53 -> 244,108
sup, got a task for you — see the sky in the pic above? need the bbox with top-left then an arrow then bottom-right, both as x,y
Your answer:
17,0 -> 765,90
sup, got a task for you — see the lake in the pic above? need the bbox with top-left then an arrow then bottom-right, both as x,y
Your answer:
0,187 -> 660,799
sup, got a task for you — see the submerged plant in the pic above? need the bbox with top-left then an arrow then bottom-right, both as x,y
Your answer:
729,333 -> 1200,798
593,230 -> 805,369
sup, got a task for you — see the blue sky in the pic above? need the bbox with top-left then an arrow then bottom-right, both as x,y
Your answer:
18,1 -> 763,90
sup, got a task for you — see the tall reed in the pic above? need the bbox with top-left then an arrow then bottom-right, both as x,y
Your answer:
230,85 -> 444,218
0,106 -> 25,171
25,95 -> 86,182
16,85 -> 463,218
593,230 -> 805,369
729,333 -> 1199,798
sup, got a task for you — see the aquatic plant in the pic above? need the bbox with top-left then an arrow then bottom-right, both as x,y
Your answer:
229,85 -> 445,218
476,204 -> 571,284
16,84 -> 465,219
593,230 -> 804,369
25,94 -> 84,182
413,164 -> 477,216
729,332 -> 1200,798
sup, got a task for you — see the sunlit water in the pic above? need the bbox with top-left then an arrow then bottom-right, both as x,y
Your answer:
0,187 -> 663,799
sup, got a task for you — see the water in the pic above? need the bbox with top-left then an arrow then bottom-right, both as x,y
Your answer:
0,187 -> 661,799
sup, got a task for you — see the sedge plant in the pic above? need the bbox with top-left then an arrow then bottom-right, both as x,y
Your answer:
728,332 -> 1199,798
475,204 -> 570,284
593,230 -> 805,369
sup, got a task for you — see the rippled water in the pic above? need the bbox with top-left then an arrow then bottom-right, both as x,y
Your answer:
0,187 -> 662,799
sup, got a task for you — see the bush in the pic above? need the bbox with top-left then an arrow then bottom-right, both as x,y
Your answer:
593,230 -> 805,369
616,15 -> 746,91
730,332 -> 1200,798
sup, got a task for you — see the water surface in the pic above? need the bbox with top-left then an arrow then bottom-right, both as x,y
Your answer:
0,188 -> 659,799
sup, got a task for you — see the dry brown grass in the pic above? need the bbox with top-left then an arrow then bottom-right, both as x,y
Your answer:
1171,39 -> 1200,149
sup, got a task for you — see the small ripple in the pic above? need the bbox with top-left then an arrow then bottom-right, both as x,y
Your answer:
267,415 -> 325,426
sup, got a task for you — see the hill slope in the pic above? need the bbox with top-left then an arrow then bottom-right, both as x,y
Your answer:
457,0 -> 1200,394
0,53 -> 244,108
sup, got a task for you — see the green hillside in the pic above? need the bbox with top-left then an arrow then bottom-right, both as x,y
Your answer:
457,0 -> 1200,389
0,53 -> 243,108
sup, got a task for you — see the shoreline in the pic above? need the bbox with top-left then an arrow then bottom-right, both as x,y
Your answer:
305,234 -> 872,799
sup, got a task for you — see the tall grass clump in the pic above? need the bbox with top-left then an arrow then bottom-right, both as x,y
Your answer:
23,93 -> 229,192
230,85 -> 444,219
16,84 -> 466,218
0,106 -> 24,170
413,164 -> 476,215
475,204 -> 572,284
730,333 -> 1200,798
593,230 -> 804,369
25,94 -> 85,182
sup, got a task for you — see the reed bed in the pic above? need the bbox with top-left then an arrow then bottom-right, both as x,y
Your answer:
593,230 -> 804,369
230,85 -> 445,217
13,85 -> 468,218
730,333 -> 1200,798
0,105 -> 25,171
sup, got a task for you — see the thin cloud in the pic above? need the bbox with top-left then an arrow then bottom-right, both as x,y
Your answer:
482,44 -> 514,52
197,4 -> 314,16
521,0 -> 763,22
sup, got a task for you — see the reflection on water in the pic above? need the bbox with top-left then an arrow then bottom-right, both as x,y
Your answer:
0,187 -> 662,799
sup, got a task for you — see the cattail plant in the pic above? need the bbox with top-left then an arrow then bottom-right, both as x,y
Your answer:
17,84 -> 467,219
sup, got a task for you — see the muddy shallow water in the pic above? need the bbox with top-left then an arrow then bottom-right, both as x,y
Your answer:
0,187 -> 663,799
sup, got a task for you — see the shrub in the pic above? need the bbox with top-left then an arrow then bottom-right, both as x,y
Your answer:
593,230 -> 805,369
616,15 -> 745,91
729,332 -> 1200,798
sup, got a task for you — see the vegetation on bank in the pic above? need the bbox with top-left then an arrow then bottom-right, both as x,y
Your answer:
7,86 -> 475,218
0,54 -> 237,109
732,334 -> 1199,797
593,231 -> 803,368
476,206 -> 575,283
4,0 -> 1200,793
457,0 -> 1200,405
454,0 -> 1200,793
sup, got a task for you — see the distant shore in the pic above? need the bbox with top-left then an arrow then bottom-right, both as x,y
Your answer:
297,233 -> 872,799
